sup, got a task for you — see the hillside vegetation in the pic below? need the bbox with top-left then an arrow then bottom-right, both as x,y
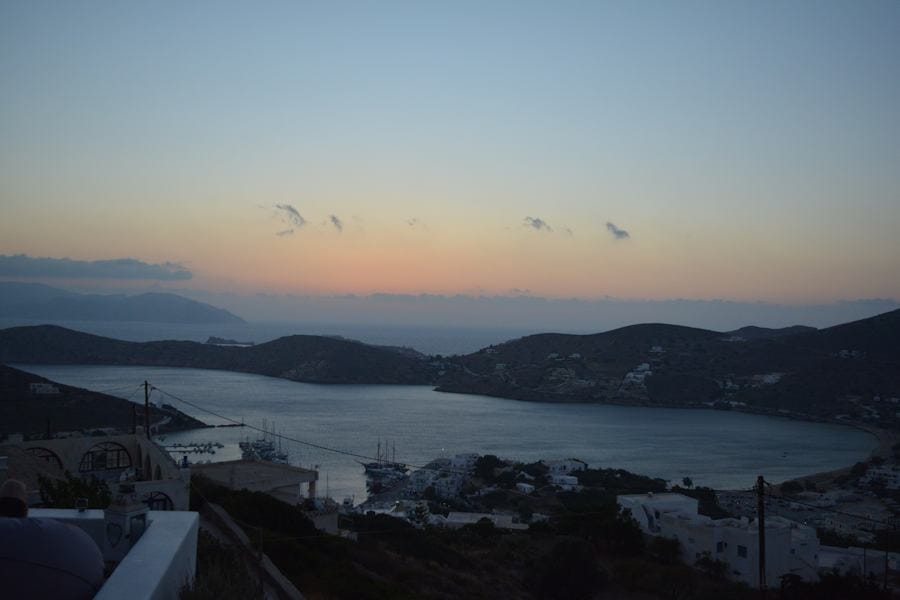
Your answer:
2,309 -> 899,421
0,364 -> 205,437
435,310 -> 900,421
0,325 -> 433,384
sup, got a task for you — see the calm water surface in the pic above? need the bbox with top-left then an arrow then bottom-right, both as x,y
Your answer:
18,364 -> 875,501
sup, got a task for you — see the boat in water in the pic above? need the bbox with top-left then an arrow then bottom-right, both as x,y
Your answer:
360,440 -> 408,480
240,420 -> 289,464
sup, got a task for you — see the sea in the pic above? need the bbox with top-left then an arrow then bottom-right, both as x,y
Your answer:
16,362 -> 876,503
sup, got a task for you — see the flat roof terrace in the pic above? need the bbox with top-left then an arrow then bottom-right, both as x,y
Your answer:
193,459 -> 318,503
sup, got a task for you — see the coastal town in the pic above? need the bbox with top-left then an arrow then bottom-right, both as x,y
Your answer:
4,371 -> 900,599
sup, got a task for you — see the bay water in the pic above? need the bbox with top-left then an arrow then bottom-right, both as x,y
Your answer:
17,364 -> 875,502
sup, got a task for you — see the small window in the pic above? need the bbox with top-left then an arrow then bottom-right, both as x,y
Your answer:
716,541 -> 725,553
737,545 -> 748,558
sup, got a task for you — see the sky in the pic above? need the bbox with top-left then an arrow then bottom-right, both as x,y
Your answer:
1,1 -> 899,310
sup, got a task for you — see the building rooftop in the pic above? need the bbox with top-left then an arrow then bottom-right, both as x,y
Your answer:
30,508 -> 199,600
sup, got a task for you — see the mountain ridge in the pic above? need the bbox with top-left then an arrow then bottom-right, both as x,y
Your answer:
1,309 -> 898,423
0,325 -> 432,384
0,281 -> 244,324
0,364 -> 205,437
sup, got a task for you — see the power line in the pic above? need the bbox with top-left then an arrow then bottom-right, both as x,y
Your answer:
151,383 -> 466,475
94,383 -> 143,396
764,491 -> 898,531
154,380 -> 674,504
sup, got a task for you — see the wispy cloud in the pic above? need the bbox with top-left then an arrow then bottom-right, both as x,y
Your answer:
605,222 -> 630,240
274,204 -> 307,227
523,216 -> 552,232
0,254 -> 192,280
329,214 -> 343,232
562,226 -> 574,236
276,229 -> 294,237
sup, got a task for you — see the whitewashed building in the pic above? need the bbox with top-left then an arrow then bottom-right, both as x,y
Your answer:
450,453 -> 480,472
618,493 -> 821,588
550,474 -> 580,491
542,458 -> 588,475
433,473 -> 466,499
3,430 -> 191,510
515,482 -> 535,494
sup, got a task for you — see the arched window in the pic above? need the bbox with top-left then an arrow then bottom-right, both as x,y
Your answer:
79,442 -> 132,473
25,447 -> 63,470
153,464 -> 162,481
143,491 -> 174,511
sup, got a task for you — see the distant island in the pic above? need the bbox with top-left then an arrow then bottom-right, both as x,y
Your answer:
0,325 -> 431,385
0,281 -> 244,324
206,336 -> 254,346
1,308 -> 898,425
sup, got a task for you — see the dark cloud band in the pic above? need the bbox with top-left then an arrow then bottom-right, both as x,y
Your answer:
0,254 -> 192,280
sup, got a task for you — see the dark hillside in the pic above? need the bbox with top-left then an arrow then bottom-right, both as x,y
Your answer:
0,364 -> 205,437
790,309 -> 900,358
438,310 -> 900,422
724,325 -> 817,340
0,325 -> 433,384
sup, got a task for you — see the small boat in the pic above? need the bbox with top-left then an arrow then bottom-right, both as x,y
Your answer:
360,440 -> 408,478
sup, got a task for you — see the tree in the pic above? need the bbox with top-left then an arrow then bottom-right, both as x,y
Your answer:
682,476 -> 694,489
474,454 -> 504,480
695,551 -> 728,580
38,473 -> 111,509
423,485 -> 437,501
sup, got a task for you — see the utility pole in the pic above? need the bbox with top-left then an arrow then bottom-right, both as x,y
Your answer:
756,475 -> 766,599
143,380 -> 151,439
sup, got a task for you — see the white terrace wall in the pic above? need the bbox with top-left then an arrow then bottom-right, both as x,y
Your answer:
19,433 -> 190,510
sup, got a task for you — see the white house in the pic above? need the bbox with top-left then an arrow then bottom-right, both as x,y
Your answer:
617,493 -> 820,589
433,473 -> 466,499
618,493 -> 699,533
515,482 -> 535,494
550,474 -> 579,491
408,469 -> 436,494
450,453 -> 480,472
542,458 -> 588,475
28,383 -> 60,395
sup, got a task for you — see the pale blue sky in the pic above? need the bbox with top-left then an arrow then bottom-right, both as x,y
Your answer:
1,1 -> 899,301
